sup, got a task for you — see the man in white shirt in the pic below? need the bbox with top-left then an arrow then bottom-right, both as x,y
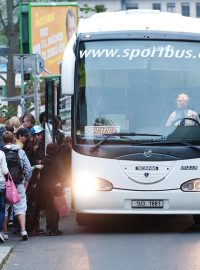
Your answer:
165,93 -> 200,126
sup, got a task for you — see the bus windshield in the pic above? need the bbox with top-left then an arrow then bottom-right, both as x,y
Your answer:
76,39 -> 200,144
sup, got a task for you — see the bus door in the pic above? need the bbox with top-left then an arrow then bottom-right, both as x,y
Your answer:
45,78 -> 60,145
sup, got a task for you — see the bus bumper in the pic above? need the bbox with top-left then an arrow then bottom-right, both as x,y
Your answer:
73,188 -> 200,215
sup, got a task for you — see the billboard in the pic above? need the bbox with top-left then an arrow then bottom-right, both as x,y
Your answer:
21,3 -> 78,76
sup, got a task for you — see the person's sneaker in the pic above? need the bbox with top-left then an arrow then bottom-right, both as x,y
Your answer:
21,230 -> 28,241
3,233 -> 8,240
0,233 -> 5,243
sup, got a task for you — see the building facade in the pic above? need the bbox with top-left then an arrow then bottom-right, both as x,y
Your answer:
79,0 -> 200,18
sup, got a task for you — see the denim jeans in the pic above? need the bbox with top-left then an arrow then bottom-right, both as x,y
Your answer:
0,189 -> 5,231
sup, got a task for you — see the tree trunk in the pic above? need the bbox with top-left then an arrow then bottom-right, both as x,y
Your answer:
6,1 -> 19,104
7,31 -> 19,99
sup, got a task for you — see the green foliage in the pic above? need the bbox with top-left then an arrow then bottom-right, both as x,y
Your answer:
80,3 -> 94,14
94,5 -> 107,13
80,3 -> 107,15
0,104 -> 17,120
0,1 -> 6,45
0,34 -> 7,45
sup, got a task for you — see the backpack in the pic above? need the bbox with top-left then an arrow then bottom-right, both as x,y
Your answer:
3,148 -> 24,185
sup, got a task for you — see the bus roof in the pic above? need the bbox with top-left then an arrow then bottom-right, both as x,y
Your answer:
78,10 -> 200,34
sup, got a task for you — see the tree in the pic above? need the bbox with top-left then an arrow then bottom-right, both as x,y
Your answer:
0,0 -> 66,103
0,0 -> 105,106
79,3 -> 95,15
94,5 -> 107,13
80,3 -> 107,16
6,1 -> 20,101
0,0 -> 20,102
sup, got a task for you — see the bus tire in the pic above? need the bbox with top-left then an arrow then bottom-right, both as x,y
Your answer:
193,215 -> 200,225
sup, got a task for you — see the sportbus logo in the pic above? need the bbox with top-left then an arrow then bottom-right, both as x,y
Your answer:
80,45 -> 200,61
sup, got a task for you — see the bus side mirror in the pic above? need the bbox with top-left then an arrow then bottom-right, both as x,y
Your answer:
61,34 -> 76,95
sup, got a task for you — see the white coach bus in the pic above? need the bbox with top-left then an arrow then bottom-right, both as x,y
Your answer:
62,9 -> 200,225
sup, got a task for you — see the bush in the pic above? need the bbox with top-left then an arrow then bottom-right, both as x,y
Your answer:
0,105 -> 17,123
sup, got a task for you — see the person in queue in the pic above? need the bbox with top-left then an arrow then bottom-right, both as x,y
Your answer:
30,126 -> 45,163
25,125 -> 45,236
0,149 -> 8,243
8,116 -> 21,134
15,128 -> 30,150
40,143 -> 65,236
55,115 -> 65,145
0,126 -> 6,150
2,131 -> 32,241
21,112 -> 36,133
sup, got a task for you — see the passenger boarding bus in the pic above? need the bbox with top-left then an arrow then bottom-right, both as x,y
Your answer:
62,10 -> 200,225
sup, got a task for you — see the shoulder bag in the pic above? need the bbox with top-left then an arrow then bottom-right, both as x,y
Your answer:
5,173 -> 20,204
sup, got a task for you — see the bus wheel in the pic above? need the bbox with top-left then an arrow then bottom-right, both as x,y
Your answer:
193,215 -> 200,225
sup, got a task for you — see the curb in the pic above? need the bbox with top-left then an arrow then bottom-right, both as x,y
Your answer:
0,246 -> 13,269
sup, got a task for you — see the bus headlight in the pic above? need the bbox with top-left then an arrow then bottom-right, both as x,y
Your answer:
73,175 -> 113,194
181,179 -> 200,191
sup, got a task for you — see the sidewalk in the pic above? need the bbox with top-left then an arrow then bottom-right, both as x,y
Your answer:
0,192 -> 72,269
0,246 -> 13,269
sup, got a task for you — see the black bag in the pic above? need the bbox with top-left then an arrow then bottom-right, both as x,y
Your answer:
3,148 -> 24,185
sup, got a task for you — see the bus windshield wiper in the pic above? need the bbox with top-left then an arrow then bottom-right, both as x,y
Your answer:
90,132 -> 163,152
141,140 -> 200,152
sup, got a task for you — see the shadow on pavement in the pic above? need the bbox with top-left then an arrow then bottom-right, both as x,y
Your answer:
72,214 -> 195,234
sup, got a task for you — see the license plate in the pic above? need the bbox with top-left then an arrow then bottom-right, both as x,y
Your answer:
131,200 -> 164,208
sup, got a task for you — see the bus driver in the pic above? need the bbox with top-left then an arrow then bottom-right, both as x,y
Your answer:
165,93 -> 200,126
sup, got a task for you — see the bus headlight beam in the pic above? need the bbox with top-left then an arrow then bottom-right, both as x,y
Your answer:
73,175 -> 113,195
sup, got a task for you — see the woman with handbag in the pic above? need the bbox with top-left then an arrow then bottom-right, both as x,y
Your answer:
0,149 -> 9,243
2,131 -> 32,241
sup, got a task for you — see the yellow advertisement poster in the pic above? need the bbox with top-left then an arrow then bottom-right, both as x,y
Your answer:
30,5 -> 77,76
